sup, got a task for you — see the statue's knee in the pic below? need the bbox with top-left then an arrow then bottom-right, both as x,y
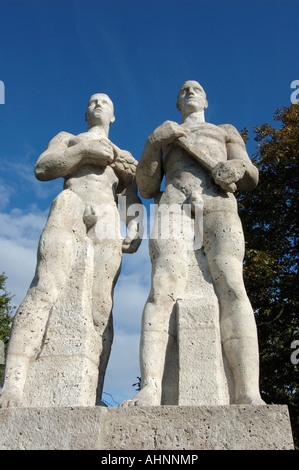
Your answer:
226,283 -> 247,302
92,298 -> 113,330
215,274 -> 247,304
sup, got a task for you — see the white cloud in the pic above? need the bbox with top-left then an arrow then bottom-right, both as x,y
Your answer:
11,160 -> 62,201
0,180 -> 13,211
0,238 -> 37,308
0,208 -> 47,247
1,144 -> 62,203
0,208 -> 48,306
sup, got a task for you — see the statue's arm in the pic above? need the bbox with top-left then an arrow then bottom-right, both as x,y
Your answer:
226,125 -> 259,190
136,121 -> 188,199
136,138 -> 163,199
119,178 -> 144,254
110,144 -> 138,192
110,144 -> 144,253
219,124 -> 259,191
35,132 -> 113,181
35,132 -> 81,181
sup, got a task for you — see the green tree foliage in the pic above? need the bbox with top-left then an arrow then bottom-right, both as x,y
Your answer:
0,273 -> 14,383
238,104 -> 299,448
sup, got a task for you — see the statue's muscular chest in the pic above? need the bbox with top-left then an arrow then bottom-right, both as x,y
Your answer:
183,123 -> 227,157
68,132 -> 102,147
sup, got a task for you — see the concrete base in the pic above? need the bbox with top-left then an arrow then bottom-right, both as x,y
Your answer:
0,405 -> 294,450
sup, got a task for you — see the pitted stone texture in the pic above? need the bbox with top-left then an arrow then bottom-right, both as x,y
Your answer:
0,405 -> 294,450
23,238 -> 100,407
128,80 -> 263,408
0,93 -> 142,409
161,247 -> 235,406
0,407 -> 103,450
177,247 -> 234,405
177,299 -> 233,405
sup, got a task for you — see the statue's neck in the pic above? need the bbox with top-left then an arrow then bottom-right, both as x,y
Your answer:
181,111 -> 205,128
87,124 -> 109,138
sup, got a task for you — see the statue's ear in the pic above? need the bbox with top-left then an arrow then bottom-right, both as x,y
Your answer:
110,115 -> 116,124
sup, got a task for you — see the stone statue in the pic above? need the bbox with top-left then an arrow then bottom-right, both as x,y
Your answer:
0,93 -> 142,408
123,80 -> 265,407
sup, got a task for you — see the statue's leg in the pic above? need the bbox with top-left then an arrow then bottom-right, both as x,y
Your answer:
121,237 -> 188,407
91,238 -> 123,405
0,190 -> 86,407
83,204 -> 123,404
203,210 -> 265,405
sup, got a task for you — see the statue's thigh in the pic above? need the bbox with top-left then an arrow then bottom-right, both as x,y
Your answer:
93,239 -> 123,290
34,190 -> 86,285
203,211 -> 245,262
203,211 -> 247,300
148,237 -> 188,299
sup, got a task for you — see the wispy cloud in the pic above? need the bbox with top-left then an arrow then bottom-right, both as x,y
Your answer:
0,207 -> 48,306
0,179 -> 14,210
0,208 -> 47,248
1,142 -> 62,202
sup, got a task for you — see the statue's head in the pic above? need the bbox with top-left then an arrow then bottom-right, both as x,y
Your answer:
176,81 -> 208,114
85,93 -> 115,129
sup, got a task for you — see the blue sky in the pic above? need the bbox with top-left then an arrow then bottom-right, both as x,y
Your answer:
0,0 -> 298,404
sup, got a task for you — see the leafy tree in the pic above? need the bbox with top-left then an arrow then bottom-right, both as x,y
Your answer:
238,104 -> 299,448
0,273 -> 14,383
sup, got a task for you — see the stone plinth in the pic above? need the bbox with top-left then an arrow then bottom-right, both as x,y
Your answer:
0,405 -> 294,450
22,237 -> 101,407
162,247 -> 234,405
177,298 -> 233,405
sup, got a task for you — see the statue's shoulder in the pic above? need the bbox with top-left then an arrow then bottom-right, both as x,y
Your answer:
47,131 -> 74,149
218,124 -> 243,144
153,120 -> 179,133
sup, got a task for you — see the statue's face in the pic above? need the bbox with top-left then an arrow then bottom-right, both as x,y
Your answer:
177,81 -> 207,114
85,93 -> 115,126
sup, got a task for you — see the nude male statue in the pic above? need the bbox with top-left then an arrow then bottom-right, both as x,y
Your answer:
123,80 -> 265,407
0,93 -> 142,407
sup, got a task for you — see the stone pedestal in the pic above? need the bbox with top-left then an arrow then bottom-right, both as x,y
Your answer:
22,238 -> 101,407
162,247 -> 234,405
177,298 -> 233,405
0,405 -> 294,450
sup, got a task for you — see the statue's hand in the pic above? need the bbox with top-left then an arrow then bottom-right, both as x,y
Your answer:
211,160 -> 246,192
122,221 -> 143,254
149,121 -> 190,147
79,138 -> 114,165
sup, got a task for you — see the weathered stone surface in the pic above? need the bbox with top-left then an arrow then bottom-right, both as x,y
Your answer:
123,80 -> 264,407
0,93 -> 142,409
176,247 -> 234,405
177,299 -> 232,405
160,247 -> 235,406
0,405 -> 294,450
22,238 -> 100,407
